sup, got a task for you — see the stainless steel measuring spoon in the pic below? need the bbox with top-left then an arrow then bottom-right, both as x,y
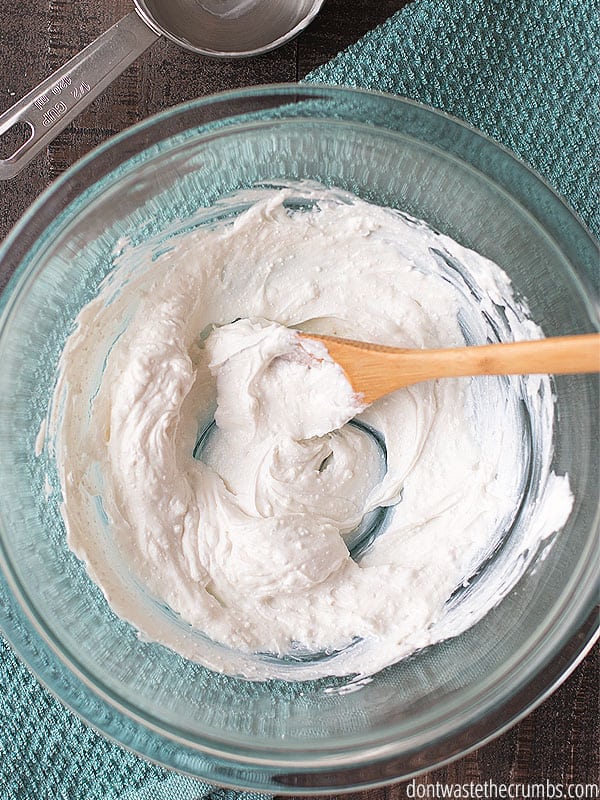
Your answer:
0,0 -> 324,180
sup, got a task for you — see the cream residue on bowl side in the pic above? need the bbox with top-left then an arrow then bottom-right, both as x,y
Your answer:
46,182 -> 573,680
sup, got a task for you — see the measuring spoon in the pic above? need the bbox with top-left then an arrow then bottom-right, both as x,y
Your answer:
0,0 -> 324,180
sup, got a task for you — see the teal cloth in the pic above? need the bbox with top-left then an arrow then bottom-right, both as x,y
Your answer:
2,1 -> 598,798
0,640 -> 267,800
306,0 -> 599,238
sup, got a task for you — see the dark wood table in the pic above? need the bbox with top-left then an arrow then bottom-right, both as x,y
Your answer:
1,1 -> 598,796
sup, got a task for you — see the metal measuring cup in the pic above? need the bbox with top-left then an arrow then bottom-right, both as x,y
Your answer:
0,0 -> 324,180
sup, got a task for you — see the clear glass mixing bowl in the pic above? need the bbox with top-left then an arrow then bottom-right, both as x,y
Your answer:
0,85 -> 597,793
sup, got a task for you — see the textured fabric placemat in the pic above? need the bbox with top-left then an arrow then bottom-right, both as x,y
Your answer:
1,1 -> 598,799
306,0 -> 599,238
0,632 -> 268,800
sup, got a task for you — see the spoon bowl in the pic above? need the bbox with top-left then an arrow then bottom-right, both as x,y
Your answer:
136,0 -> 323,56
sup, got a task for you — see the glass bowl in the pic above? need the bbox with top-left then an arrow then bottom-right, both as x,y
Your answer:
0,85 -> 597,793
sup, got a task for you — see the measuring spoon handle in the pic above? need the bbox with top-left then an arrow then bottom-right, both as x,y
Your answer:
0,11 -> 158,181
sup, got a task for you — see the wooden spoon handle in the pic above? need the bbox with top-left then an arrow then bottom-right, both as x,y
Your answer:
409,333 -> 600,381
311,332 -> 600,404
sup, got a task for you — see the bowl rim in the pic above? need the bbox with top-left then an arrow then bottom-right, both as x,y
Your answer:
1,83 -> 598,295
0,83 -> 598,792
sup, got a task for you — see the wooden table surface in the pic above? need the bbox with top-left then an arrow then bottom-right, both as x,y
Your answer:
1,1 -> 598,796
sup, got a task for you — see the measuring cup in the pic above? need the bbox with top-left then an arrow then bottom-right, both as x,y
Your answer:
0,0 -> 324,180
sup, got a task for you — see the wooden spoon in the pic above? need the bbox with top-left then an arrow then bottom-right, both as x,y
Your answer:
300,332 -> 600,405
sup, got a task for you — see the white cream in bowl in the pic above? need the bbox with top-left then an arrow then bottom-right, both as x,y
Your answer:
46,182 -> 573,680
